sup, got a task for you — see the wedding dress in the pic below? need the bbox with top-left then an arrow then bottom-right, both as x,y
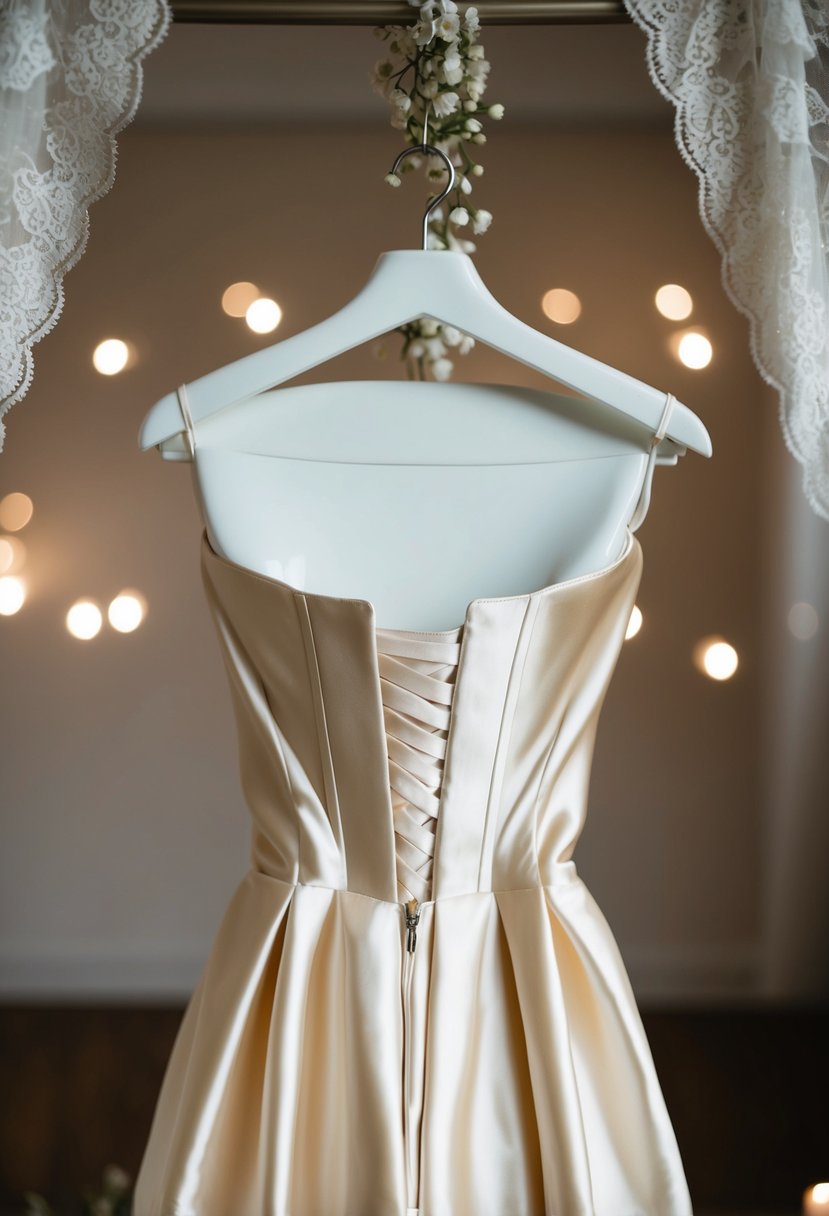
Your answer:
132,449 -> 694,1215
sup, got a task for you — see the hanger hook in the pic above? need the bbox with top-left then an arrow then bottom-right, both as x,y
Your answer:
387,100 -> 456,251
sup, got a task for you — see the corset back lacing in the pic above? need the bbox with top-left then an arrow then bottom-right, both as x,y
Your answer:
375,627 -> 462,905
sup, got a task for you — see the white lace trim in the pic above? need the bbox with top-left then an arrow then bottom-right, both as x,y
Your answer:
624,0 -> 829,520
0,0 -> 171,448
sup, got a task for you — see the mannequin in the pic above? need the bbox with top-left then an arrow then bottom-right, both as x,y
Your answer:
174,376 -> 678,633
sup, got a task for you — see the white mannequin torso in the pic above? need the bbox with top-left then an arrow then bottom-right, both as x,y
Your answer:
185,379 -> 663,632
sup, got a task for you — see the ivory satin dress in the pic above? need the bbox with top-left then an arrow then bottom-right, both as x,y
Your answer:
133,523 -> 693,1216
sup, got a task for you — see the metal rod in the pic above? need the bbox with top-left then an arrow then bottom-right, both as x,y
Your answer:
171,1 -> 630,24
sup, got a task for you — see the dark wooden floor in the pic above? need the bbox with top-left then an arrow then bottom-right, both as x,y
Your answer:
0,1004 -> 826,1214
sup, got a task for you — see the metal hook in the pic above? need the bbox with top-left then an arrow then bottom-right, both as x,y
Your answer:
387,101 -> 456,251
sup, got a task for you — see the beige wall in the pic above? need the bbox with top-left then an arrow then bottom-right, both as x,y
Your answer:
0,123 -> 774,1003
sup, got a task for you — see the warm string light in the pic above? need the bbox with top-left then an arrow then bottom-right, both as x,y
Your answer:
245,297 -> 282,334
66,599 -> 103,640
0,576 -> 25,616
0,491 -> 33,531
788,601 -> 819,640
92,338 -> 131,376
65,590 -> 148,640
221,281 -> 283,334
625,605 -> 643,640
541,288 -> 582,325
693,636 -> 739,682
675,330 -> 713,369
0,492 -> 151,637
538,280 -> 714,368
655,283 -> 693,321
0,491 -> 32,614
108,590 -> 147,633
221,281 -> 260,317
803,1182 -> 829,1214
0,535 -> 26,574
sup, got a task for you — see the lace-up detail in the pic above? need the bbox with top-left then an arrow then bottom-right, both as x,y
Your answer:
375,627 -> 462,904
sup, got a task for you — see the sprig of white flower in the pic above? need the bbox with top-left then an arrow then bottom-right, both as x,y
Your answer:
372,0 -> 504,382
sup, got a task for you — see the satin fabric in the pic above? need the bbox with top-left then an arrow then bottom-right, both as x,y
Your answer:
133,525 -> 693,1216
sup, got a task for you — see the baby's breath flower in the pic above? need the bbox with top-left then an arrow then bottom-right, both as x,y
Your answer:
436,12 -> 460,39
376,0 -> 503,381
415,18 -> 438,46
442,61 -> 465,86
432,90 -> 460,117
391,88 -> 412,113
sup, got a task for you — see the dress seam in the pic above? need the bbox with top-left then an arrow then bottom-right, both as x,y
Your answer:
249,871 -> 580,907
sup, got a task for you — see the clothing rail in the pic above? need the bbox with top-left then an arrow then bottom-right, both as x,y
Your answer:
171,2 -> 630,24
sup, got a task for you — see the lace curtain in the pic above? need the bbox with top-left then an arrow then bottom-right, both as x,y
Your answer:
0,0 -> 171,450
624,0 -> 829,521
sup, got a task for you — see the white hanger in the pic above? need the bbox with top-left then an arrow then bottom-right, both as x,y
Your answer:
139,110 -> 711,461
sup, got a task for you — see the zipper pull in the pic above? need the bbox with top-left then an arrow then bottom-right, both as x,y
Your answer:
404,898 -> 420,953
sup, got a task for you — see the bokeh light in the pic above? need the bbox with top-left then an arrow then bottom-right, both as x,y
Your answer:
108,590 -> 147,633
0,535 -> 26,574
541,288 -> 582,325
787,601 -> 819,641
66,599 -> 103,640
625,604 -> 643,640
93,339 -> 130,376
693,636 -> 739,681
245,298 -> 282,334
0,575 -> 25,616
676,331 -> 713,370
655,284 -> 693,321
222,281 -> 260,318
0,492 -> 33,531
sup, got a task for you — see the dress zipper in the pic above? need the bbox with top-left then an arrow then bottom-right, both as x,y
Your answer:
402,897 -> 421,1211
405,897 -> 420,953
